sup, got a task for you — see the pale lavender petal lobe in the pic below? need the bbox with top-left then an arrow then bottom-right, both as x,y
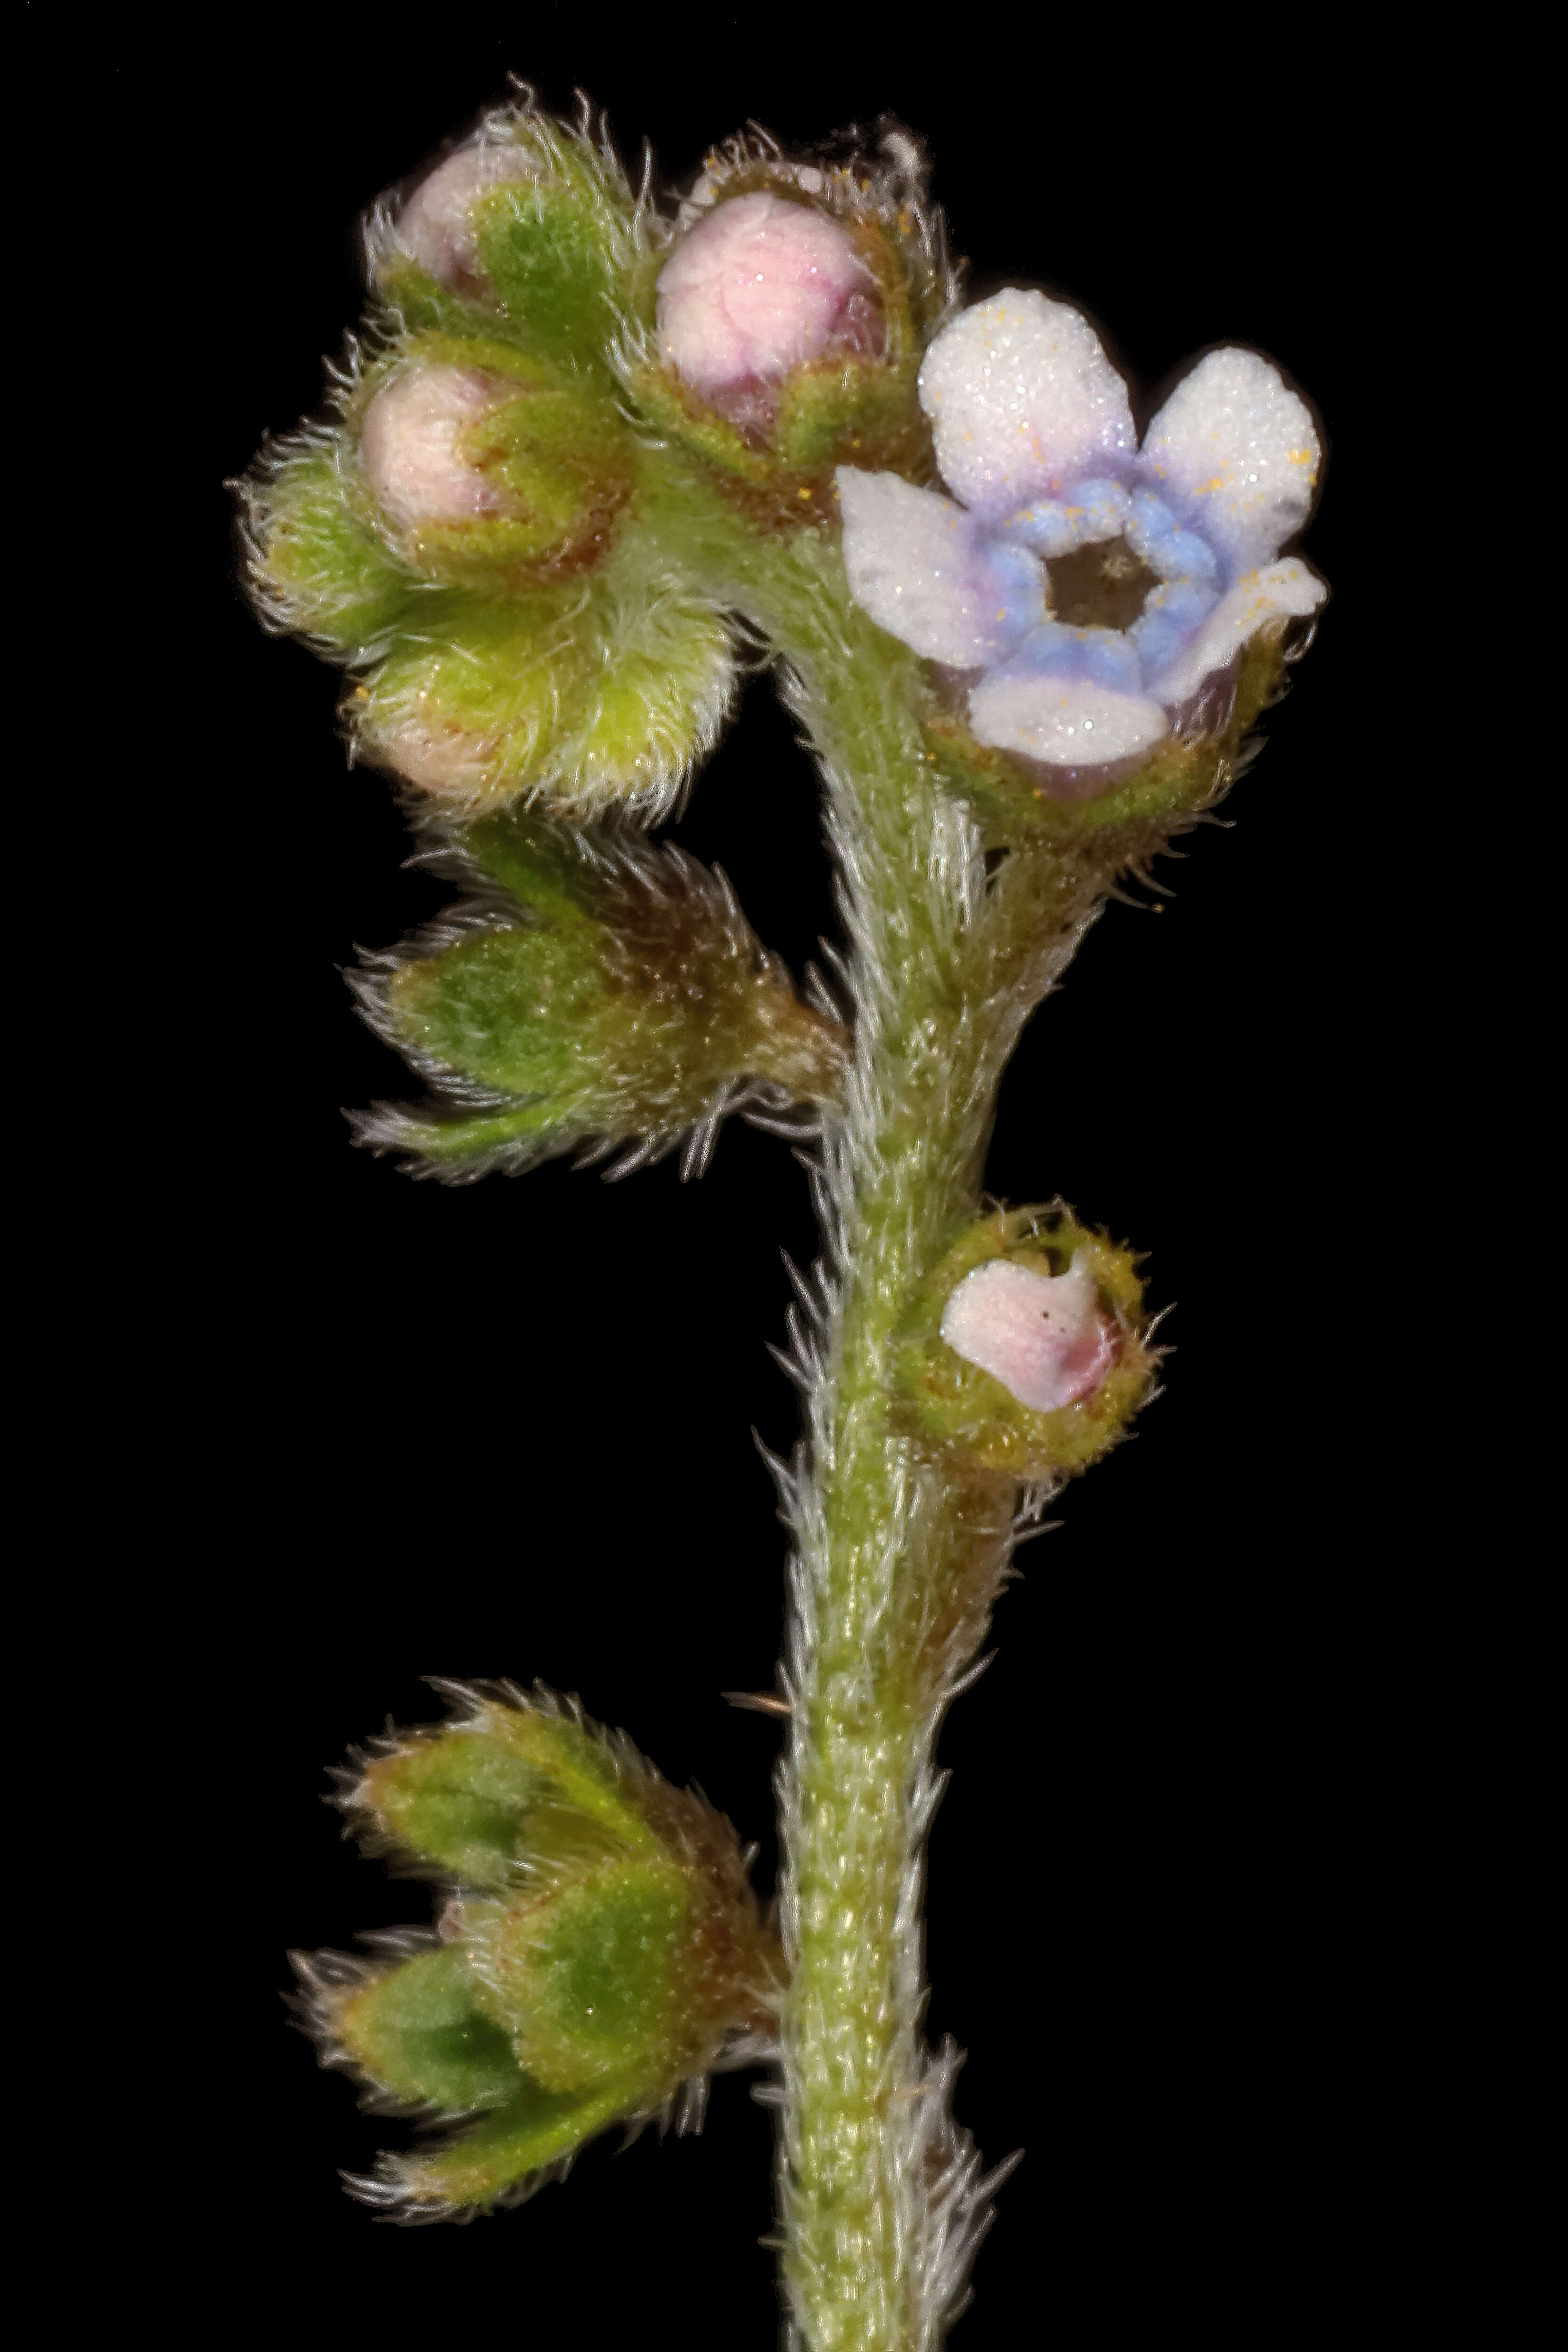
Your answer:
836,469 -> 1046,668
1149,558 -> 1324,707
1142,348 -> 1321,573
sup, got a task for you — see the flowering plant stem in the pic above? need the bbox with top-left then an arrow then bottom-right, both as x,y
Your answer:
674,483 -> 1127,2344
244,99 -> 1326,2335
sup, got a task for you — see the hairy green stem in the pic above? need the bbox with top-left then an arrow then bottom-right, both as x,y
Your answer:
676,482 -> 1124,2344
755,542 -> 1117,2348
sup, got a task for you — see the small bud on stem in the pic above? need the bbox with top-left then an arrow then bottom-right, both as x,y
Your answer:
892,1205 -> 1158,1478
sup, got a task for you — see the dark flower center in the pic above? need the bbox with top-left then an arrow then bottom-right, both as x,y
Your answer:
1046,536 -> 1159,631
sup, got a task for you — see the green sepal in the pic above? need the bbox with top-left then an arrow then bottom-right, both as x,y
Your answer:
890,1204 -> 1157,1478
365,108 -> 650,377
375,259 -> 504,347
625,363 -> 776,487
469,180 -> 633,362
370,2069 -> 653,2216
354,1704 -> 662,1888
469,1859 -> 691,2091
773,356 -> 918,472
242,445 -> 419,652
353,1101 -> 562,1172
624,359 -> 927,531
331,1945 -> 524,2113
387,924 -> 598,1103
923,623 -> 1298,848
460,808 -> 602,928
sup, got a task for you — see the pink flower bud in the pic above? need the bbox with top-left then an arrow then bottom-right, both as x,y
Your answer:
396,144 -> 539,289
359,365 -> 509,536
656,192 -> 877,400
939,1255 -> 1115,1411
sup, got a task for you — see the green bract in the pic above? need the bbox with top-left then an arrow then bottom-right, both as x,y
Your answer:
890,1204 -> 1157,1478
302,1689 -> 782,2218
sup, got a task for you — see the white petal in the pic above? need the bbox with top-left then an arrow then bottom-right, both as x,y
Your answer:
918,291 -> 1136,521
969,669 -> 1167,768
1151,558 -> 1325,707
1143,348 -> 1321,572
940,1256 -> 1114,1410
836,469 -> 1045,667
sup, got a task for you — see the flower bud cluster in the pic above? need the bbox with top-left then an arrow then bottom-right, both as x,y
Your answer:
241,100 -> 738,822
295,1686 -> 783,2219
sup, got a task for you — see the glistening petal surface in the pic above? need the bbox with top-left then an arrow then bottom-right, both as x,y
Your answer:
918,291 -> 1136,521
1150,558 -> 1324,706
836,469 -> 1045,668
968,668 -> 1168,767
1143,347 -> 1320,573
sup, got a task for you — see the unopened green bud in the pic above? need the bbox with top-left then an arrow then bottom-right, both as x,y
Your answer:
303,1688 -> 784,2218
241,106 -> 756,822
353,811 -> 848,1178
344,535 -> 736,817
891,1204 -> 1157,1478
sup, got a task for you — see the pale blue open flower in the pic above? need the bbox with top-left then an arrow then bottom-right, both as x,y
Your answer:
837,291 -> 1326,776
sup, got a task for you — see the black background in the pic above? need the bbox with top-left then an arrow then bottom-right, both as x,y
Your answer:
182,15 -> 1396,2342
